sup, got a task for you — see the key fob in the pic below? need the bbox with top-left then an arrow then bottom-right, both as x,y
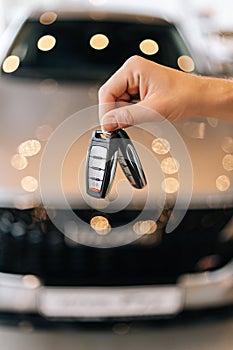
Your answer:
116,129 -> 147,189
86,130 -> 118,198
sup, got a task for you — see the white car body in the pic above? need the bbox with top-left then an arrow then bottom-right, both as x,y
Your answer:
0,2 -> 232,321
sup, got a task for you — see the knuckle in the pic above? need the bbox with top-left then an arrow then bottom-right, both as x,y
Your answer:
124,55 -> 143,69
98,84 -> 108,98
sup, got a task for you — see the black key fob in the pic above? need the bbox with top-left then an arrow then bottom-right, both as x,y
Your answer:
116,129 -> 147,189
86,130 -> 118,198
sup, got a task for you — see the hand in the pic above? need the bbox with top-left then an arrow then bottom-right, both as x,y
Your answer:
98,55 -> 233,132
98,55 -> 202,132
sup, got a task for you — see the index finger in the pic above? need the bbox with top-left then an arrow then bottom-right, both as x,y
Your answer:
98,66 -> 129,120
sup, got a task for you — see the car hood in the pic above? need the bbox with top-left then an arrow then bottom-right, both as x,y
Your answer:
0,77 -> 233,211
0,77 -> 99,207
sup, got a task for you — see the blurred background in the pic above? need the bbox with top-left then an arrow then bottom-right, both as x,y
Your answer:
0,0 -> 233,349
0,0 -> 233,76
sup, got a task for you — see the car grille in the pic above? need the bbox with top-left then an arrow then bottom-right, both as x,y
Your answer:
0,207 -> 232,287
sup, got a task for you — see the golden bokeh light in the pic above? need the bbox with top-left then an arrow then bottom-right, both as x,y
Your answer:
133,220 -> 157,235
11,154 -> 28,170
22,275 -> 41,289
37,35 -> 56,51
21,176 -> 38,192
221,137 -> 233,153
89,34 -> 109,50
162,177 -> 179,194
222,154 -> 233,171
39,11 -> 57,25
151,138 -> 170,155
177,55 -> 195,72
2,55 -> 20,73
139,39 -> 159,55
216,175 -> 230,192
18,140 -> 41,157
160,157 -> 179,175
90,216 -> 111,235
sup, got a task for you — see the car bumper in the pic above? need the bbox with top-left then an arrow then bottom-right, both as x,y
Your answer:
0,260 -> 232,321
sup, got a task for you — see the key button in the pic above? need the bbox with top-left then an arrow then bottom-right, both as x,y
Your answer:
89,179 -> 102,192
89,168 -> 104,180
90,146 -> 107,159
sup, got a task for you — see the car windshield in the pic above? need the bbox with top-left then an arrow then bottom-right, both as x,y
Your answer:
3,18 -> 192,81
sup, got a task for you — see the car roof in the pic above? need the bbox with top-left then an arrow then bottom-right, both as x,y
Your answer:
26,0 -> 180,25
29,10 -> 172,26
30,10 -> 171,24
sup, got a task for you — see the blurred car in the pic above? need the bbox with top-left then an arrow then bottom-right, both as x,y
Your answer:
0,1 -> 232,323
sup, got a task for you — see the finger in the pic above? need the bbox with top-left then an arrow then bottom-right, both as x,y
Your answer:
98,68 -> 129,118
101,100 -> 164,132
98,65 -> 140,118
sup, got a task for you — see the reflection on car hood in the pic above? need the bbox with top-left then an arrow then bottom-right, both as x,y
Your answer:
0,77 -> 233,210
0,77 -> 98,206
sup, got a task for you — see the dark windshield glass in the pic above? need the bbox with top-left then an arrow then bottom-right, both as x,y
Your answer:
3,18 -> 193,81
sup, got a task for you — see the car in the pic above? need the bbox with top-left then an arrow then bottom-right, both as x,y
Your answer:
0,1 -> 232,323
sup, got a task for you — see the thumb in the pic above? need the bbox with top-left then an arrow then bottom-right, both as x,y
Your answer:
100,102 -> 163,132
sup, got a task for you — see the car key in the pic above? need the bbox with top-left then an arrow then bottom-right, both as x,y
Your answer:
116,129 -> 147,189
86,130 -> 118,198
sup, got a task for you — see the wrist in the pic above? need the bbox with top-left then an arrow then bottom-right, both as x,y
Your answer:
194,75 -> 233,122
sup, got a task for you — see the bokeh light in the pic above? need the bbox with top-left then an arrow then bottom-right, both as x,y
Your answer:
21,176 -> 38,192
177,55 -> 195,72
216,175 -> 230,191
133,220 -> 157,235
89,34 -> 109,50
22,275 -> 41,289
18,140 -> 41,157
11,154 -> 28,170
222,154 -> 233,171
39,11 -> 57,25
2,55 -> 20,73
139,39 -> 159,55
151,138 -> 170,155
221,136 -> 233,153
160,157 -> 179,175
37,35 -> 56,51
162,178 -> 179,194
90,216 -> 111,235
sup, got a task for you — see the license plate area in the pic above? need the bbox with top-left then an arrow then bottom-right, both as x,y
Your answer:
38,286 -> 184,319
